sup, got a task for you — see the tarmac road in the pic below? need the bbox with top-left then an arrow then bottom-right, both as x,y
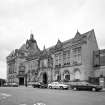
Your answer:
0,87 -> 105,105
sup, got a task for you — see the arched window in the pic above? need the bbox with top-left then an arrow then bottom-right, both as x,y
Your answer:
74,69 -> 81,80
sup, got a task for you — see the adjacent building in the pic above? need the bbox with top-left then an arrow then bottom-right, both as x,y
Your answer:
93,49 -> 105,87
0,78 -> 6,86
6,29 -> 99,86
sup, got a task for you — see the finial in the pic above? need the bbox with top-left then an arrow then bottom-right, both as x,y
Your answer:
76,29 -> 80,35
30,33 -> 34,40
77,29 -> 78,32
57,38 -> 61,43
43,45 -> 46,50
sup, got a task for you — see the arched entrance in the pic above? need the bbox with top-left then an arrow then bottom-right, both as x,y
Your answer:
19,77 -> 24,85
57,74 -> 61,81
42,72 -> 48,84
63,70 -> 70,82
54,70 -> 61,82
18,64 -> 25,85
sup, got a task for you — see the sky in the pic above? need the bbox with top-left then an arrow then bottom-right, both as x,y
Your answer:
0,0 -> 105,79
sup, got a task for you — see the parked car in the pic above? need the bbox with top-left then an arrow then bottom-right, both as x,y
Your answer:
32,82 -> 48,88
3,83 -> 18,87
39,82 -> 48,88
10,83 -> 18,87
70,81 -> 102,91
48,82 -> 69,89
32,82 -> 41,88
3,83 -> 9,87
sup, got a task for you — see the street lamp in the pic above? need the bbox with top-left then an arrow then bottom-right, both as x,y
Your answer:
25,73 -> 27,87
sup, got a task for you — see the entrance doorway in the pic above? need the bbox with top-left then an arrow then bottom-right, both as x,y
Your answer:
63,70 -> 70,82
64,74 -> 70,81
42,72 -> 48,84
57,74 -> 61,81
19,77 -> 24,85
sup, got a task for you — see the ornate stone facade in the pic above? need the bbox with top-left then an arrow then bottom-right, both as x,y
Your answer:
6,29 -> 98,86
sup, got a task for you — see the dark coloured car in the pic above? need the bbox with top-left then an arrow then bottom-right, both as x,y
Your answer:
39,83 -> 48,88
70,81 -> 102,91
32,82 -> 47,88
32,82 -> 41,88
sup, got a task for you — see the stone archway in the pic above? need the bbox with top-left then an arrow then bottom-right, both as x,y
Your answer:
42,72 -> 48,84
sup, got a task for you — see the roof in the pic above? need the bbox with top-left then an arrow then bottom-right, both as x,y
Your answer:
47,29 -> 94,53
7,29 -> 95,60
19,44 -> 27,51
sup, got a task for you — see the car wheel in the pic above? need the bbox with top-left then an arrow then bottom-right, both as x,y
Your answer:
60,86 -> 63,89
39,86 -> 41,88
49,86 -> 52,89
92,88 -> 96,91
32,85 -> 35,88
73,87 -> 77,91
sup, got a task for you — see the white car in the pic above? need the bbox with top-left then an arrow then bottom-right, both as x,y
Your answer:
48,82 -> 69,89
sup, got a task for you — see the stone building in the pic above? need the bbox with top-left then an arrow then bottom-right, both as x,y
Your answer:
6,29 -> 98,86
93,49 -> 105,87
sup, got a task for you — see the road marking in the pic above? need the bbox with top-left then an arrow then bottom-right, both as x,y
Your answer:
19,104 -> 27,105
1,93 -> 11,97
34,102 -> 46,105
0,93 -> 11,101
2,96 -> 6,99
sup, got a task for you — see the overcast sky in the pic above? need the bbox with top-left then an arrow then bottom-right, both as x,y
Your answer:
0,0 -> 105,79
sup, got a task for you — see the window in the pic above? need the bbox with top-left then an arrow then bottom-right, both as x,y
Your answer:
65,75 -> 70,81
19,65 -> 25,75
55,55 -> 58,65
40,59 -> 48,68
63,50 -> 70,65
74,69 -> 81,80
55,53 -> 62,66
72,47 -> 81,64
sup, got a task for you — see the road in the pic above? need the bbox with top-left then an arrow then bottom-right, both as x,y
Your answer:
0,87 -> 105,105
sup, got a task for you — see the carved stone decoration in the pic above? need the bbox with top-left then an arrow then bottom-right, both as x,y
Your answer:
63,70 -> 70,75
19,64 -> 25,72
74,30 -> 81,39
54,39 -> 63,52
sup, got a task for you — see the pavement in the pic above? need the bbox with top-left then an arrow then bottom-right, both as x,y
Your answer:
0,87 -> 105,105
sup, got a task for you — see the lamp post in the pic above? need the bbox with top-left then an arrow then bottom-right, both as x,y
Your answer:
25,73 -> 27,87
0,80 -> 1,87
